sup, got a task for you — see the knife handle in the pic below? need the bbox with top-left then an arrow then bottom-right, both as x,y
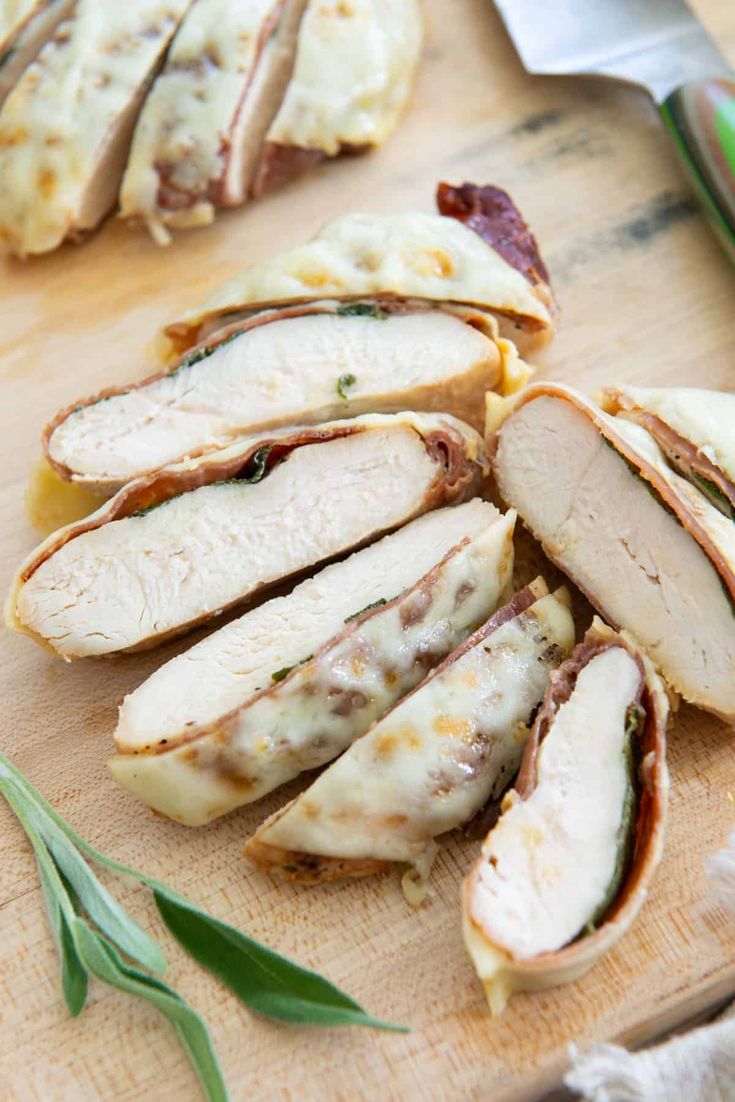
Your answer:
660,78 -> 735,263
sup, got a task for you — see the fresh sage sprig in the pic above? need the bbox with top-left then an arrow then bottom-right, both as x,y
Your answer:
1,756 -> 228,1101
0,754 -> 407,1100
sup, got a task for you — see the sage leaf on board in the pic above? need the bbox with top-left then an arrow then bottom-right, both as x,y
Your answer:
0,752 -> 407,1092
36,853 -> 88,1016
27,795 -> 165,972
154,890 -> 408,1031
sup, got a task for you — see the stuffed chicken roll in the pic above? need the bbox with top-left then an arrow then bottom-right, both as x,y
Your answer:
45,301 -> 520,492
463,620 -> 669,1013
8,412 -> 485,659
601,384 -> 735,520
492,383 -> 735,719
110,499 -> 515,824
244,579 -> 574,890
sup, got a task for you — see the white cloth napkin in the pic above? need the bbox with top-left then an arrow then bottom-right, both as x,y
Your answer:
565,830 -> 735,1102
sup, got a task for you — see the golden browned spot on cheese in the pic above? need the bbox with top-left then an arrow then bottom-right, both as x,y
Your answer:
37,168 -> 57,199
521,823 -> 545,849
404,729 -> 422,751
300,267 -> 336,289
0,127 -> 29,148
220,770 -> 254,792
434,716 -> 473,740
512,721 -> 528,744
374,724 -> 422,758
412,248 -> 456,279
375,731 -> 399,759
350,653 -> 368,677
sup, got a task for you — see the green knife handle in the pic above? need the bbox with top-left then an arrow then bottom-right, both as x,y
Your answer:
660,78 -> 735,263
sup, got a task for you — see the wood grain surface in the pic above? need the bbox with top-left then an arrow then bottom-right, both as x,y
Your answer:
1,2 -> 735,1099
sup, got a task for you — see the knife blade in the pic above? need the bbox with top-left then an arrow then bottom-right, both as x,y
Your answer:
495,0 -> 735,262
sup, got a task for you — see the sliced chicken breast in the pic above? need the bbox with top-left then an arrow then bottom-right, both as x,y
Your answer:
602,385 -> 735,520
8,412 -> 486,659
493,384 -> 735,719
463,620 -> 668,1013
244,579 -> 574,890
45,301 -> 514,491
120,0 -> 307,244
0,0 -> 75,106
0,0 -> 192,256
165,198 -> 555,355
110,500 -> 516,824
251,0 -> 422,197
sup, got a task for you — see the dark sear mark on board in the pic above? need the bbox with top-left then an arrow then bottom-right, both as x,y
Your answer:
543,127 -> 612,163
550,191 -> 697,281
511,108 -> 566,137
613,191 -> 697,248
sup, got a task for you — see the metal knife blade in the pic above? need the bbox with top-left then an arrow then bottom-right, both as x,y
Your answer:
494,0 -> 730,103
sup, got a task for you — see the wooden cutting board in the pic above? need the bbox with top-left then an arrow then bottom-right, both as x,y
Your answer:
1,2 -> 734,1099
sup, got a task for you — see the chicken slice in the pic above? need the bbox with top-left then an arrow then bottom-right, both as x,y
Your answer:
252,0 -> 422,196
120,0 -> 307,243
8,412 -> 486,658
45,301 -> 507,491
110,500 -> 516,824
493,383 -> 735,718
244,580 -> 574,889
463,620 -> 668,1013
0,0 -> 192,256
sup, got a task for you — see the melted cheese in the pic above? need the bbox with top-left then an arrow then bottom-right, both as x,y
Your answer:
25,457 -> 107,534
0,1 -> 76,107
110,503 -> 516,824
266,0 -> 422,154
469,647 -> 639,959
120,0 -> 304,241
250,591 -> 575,866
0,0 -> 192,255
611,384 -> 735,488
170,210 -> 553,342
